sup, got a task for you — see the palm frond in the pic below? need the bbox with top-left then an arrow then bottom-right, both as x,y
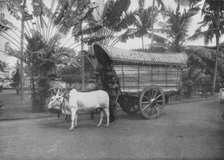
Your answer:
55,47 -> 75,57
82,35 -> 112,45
103,0 -> 131,26
188,26 -> 216,43
118,28 -> 144,42
48,33 -> 63,48
174,0 -> 190,6
146,32 -> 169,43
54,1 -> 69,25
112,12 -> 136,32
188,0 -> 203,8
5,0 -> 21,20
155,0 -> 166,11
42,2 -> 54,19
5,45 -> 30,64
0,21 -> 10,31
101,0 -> 114,20
0,18 -> 17,30
76,25 -> 103,36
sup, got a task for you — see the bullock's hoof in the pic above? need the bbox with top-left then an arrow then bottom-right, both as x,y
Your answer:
109,121 -> 116,126
69,127 -> 74,131
97,124 -> 101,127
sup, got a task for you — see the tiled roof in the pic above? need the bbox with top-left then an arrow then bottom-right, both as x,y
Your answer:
92,44 -> 188,66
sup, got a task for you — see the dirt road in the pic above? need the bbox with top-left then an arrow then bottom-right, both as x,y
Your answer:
0,98 -> 224,159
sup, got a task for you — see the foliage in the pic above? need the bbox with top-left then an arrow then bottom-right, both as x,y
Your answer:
0,20 -> 10,32
189,0 -> 224,94
11,68 -> 20,94
3,0 -> 81,110
182,46 -> 216,96
78,0 -> 136,46
51,0 -> 138,46
119,0 -> 167,48
59,53 -> 95,83
0,60 -> 6,72
21,30 -> 78,110
189,1 -> 224,44
158,1 -> 201,52
120,6 -> 158,41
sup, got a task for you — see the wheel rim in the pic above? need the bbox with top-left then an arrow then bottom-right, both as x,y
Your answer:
139,86 -> 165,119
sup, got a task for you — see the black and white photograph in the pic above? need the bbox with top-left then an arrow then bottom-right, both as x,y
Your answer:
0,0 -> 224,159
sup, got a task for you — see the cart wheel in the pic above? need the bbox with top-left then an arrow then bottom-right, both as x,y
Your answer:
118,95 -> 139,115
139,86 -> 165,119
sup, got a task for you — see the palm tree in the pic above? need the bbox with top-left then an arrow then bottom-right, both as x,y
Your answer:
6,29 -> 75,110
157,1 -> 201,52
150,0 -> 166,47
69,0 -> 135,46
4,0 -> 80,63
189,0 -> 224,94
25,30 -> 75,110
7,30 -> 76,110
3,0 -> 81,110
119,0 -> 167,49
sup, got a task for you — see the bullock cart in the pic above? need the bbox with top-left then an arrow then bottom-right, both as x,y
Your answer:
91,44 -> 188,119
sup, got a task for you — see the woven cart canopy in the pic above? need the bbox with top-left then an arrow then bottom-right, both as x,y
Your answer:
91,43 -> 188,67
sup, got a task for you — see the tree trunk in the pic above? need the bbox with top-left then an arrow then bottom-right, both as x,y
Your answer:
20,0 -> 26,99
141,36 -> 144,49
213,37 -> 220,95
150,0 -> 155,47
212,7 -> 221,95
30,64 -> 36,108
80,21 -> 85,91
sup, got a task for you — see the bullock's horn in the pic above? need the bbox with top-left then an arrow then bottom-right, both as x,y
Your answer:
56,89 -> 60,96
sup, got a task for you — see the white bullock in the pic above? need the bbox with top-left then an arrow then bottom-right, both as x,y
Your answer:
48,89 -> 110,130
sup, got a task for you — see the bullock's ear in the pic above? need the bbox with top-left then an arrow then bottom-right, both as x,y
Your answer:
56,89 -> 60,96
59,89 -> 65,96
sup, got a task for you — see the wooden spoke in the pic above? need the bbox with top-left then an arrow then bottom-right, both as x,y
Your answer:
155,103 -> 162,109
155,94 -> 162,100
156,100 -> 164,103
147,107 -> 152,115
152,105 -> 158,113
142,103 -> 151,110
153,89 -> 158,98
151,89 -> 155,98
143,95 -> 151,101
142,101 -> 150,104
147,90 -> 153,99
